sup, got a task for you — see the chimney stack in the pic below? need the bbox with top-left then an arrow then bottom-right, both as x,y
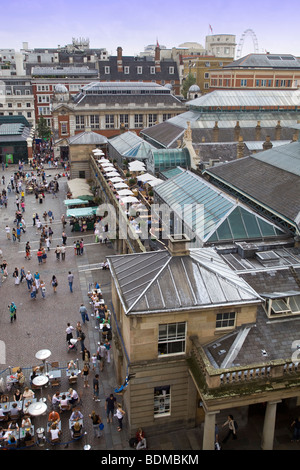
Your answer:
155,46 -> 161,72
263,135 -> 273,151
117,47 -> 123,72
256,120 -> 261,141
168,234 -> 190,257
275,120 -> 281,140
237,136 -> 244,159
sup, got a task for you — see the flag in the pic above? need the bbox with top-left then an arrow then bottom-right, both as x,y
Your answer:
209,24 -> 213,34
156,38 -> 160,48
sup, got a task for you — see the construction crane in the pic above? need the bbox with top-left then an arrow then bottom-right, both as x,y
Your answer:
236,29 -> 259,59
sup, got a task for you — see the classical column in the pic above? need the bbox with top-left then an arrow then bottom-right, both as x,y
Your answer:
202,410 -> 219,450
261,400 -> 281,450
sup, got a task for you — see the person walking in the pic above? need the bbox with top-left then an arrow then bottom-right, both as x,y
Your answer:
89,411 -> 102,438
81,364 -> 90,388
25,271 -> 33,290
51,275 -> 58,293
37,248 -> 43,264
93,374 -> 101,402
222,415 -> 238,444
8,302 -> 17,322
105,393 -> 116,423
115,403 -> 125,432
66,323 -> 74,344
79,304 -> 88,324
40,279 -> 46,299
62,231 -> 67,246
68,271 -> 74,293
5,225 -> 11,240
54,245 -> 61,261
25,242 -> 31,260
61,244 -> 66,261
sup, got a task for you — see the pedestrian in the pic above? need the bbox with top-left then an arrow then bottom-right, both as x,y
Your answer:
5,225 -> 11,240
25,271 -> 33,290
82,348 -> 90,366
68,271 -> 74,293
16,226 -> 21,242
93,374 -> 101,402
97,342 -> 106,372
73,241 -> 77,255
89,411 -> 102,438
8,302 -> 17,322
54,245 -> 61,261
34,271 -> 40,291
30,281 -> 37,300
51,275 -> 58,293
32,212 -> 36,226
91,353 -> 97,371
222,415 -> 238,444
105,393 -> 116,423
45,236 -> 51,252
48,227 -> 53,241
37,247 -> 43,264
62,231 -> 67,246
81,364 -> 90,388
80,238 -> 84,255
104,339 -> 111,363
61,214 -> 66,228
12,228 -> 17,242
115,403 -> 125,432
40,279 -> 46,299
25,242 -> 31,260
66,323 -> 74,344
79,304 -> 88,324
76,240 -> 81,256
291,416 -> 300,442
42,247 -> 47,263
78,329 -> 86,353
13,267 -> 20,285
61,244 -> 66,261
19,267 -> 25,283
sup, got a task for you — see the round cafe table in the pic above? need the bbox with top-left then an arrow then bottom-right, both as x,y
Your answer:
27,401 -> 47,417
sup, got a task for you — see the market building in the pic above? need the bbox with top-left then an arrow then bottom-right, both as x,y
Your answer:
0,115 -> 33,164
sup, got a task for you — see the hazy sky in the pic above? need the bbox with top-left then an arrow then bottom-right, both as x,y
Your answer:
0,0 -> 299,58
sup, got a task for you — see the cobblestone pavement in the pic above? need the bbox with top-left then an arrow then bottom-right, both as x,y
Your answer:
0,165 -> 299,454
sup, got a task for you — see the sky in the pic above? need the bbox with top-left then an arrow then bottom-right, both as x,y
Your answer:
0,0 -> 299,58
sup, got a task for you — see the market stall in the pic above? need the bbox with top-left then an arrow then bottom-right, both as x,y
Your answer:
66,206 -> 98,232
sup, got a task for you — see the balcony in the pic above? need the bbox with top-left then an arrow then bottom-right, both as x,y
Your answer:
188,335 -> 300,409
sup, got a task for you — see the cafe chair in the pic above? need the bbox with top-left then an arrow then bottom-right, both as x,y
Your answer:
60,403 -> 71,412
50,437 -> 61,445
0,395 -> 9,403
25,438 -> 35,447
50,378 -> 61,388
0,414 -> 8,423
68,375 -> 78,386
50,362 -> 59,369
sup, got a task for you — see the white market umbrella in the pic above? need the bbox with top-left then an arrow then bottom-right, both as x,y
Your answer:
93,149 -> 105,155
137,173 -> 157,182
113,182 -> 129,189
106,172 -> 120,177
120,196 -> 139,204
128,161 -> 146,171
147,178 -> 164,187
117,189 -> 134,196
100,162 -> 114,167
97,158 -> 109,162
103,166 -> 117,172
109,177 -> 124,183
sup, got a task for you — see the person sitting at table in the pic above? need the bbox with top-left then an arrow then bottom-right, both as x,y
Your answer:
7,434 -> 17,446
70,408 -> 83,422
17,368 -> 25,387
49,423 -> 61,441
60,394 -> 70,410
71,420 -> 83,439
9,402 -> 21,418
30,367 -> 39,384
0,406 -> 7,419
52,391 -> 61,409
48,410 -> 60,423
8,420 -> 19,430
68,388 -> 79,405
21,416 -> 32,428
13,389 -> 23,402
24,430 -> 33,443
23,387 -> 35,399
67,360 -> 76,371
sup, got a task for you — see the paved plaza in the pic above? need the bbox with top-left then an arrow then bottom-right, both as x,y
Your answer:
0,165 -> 299,453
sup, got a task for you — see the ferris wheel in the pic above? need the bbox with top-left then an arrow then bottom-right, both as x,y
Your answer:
236,29 -> 259,59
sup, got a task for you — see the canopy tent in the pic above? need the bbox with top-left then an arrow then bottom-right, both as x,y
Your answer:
117,189 -> 134,196
67,179 -> 94,201
106,172 -> 120,177
64,198 -> 90,206
137,173 -> 157,182
120,196 -> 139,203
93,149 -> 105,155
128,160 -> 146,171
109,177 -> 124,183
97,158 -> 110,163
103,166 -> 117,172
100,162 -> 114,167
66,207 -> 97,218
113,182 -> 129,189
147,178 -> 164,187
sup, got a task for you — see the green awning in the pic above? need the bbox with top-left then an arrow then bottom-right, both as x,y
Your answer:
64,199 -> 90,206
66,207 -> 97,218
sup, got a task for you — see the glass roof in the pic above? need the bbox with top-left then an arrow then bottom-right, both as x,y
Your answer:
151,148 -> 190,171
154,170 -> 286,244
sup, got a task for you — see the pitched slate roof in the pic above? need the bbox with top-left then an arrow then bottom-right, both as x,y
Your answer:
108,248 -> 261,315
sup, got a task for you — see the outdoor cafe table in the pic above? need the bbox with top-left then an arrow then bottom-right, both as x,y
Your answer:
27,401 -> 47,417
1,401 -> 22,414
69,418 -> 83,429
47,420 -> 61,432
23,398 -> 37,413
20,425 -> 35,440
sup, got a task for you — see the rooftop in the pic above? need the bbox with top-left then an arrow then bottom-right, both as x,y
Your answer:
107,247 -> 261,315
225,53 -> 300,69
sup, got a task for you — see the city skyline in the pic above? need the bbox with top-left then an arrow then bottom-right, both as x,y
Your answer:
0,0 -> 299,58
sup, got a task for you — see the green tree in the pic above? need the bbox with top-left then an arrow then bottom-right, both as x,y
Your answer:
181,72 -> 197,99
36,116 -> 52,140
